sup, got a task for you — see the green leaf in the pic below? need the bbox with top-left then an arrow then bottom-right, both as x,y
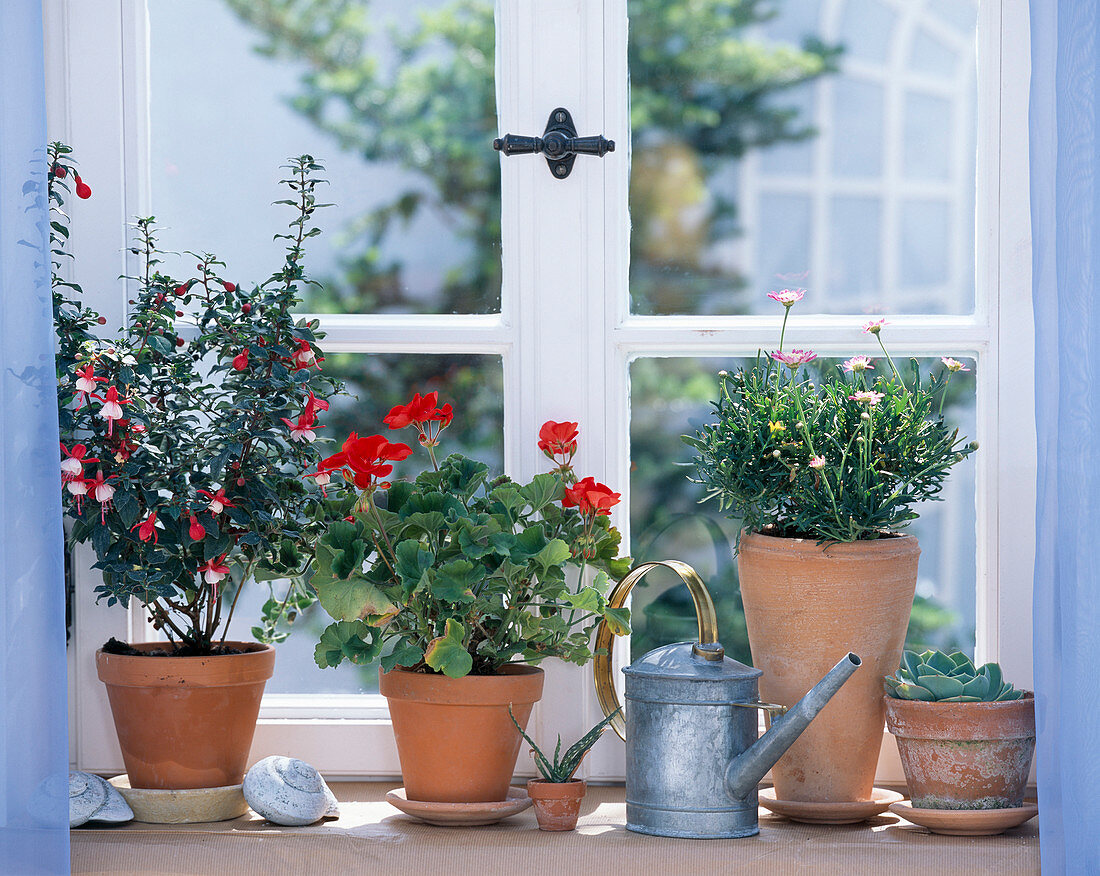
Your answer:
893,682 -> 936,701
316,574 -> 394,623
916,674 -> 965,699
566,586 -> 604,613
431,559 -> 480,603
602,606 -> 631,636
533,538 -> 571,572
381,641 -> 424,673
960,675 -> 991,700
424,618 -> 473,678
314,620 -> 379,668
521,473 -> 563,514
395,539 -> 434,589
925,650 -> 957,675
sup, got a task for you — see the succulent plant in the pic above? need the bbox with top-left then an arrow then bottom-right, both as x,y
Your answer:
885,649 -> 1024,702
509,706 -> 621,782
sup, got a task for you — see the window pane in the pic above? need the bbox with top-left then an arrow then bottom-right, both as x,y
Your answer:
149,0 -> 500,315
628,0 -> 978,316
224,353 -> 504,694
628,356 -> 977,667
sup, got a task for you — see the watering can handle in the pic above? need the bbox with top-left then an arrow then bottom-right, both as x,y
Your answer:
593,560 -> 721,741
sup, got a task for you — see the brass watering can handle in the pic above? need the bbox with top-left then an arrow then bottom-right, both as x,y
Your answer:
593,560 -> 721,741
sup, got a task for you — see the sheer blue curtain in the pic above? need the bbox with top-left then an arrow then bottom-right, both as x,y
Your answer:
0,1 -> 70,873
1031,2 -> 1100,873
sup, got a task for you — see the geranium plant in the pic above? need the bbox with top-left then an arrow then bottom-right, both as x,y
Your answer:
685,290 -> 978,543
309,402 -> 631,677
51,143 -> 340,653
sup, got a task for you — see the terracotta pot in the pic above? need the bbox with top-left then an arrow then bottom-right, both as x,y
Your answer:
885,694 -> 1035,809
379,665 -> 544,803
737,530 -> 919,803
96,642 -> 275,790
527,779 -> 586,831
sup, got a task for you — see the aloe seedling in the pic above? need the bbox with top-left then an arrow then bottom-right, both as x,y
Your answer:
509,706 -> 621,782
884,649 -> 1024,702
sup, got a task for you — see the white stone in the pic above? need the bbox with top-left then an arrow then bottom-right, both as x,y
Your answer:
58,772 -> 134,827
243,756 -> 339,826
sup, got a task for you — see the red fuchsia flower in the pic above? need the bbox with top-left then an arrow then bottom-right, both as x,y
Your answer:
223,281 -> 236,293
188,515 -> 206,541
60,443 -> 98,481
281,409 -> 322,443
52,164 -> 66,178
73,363 -> 106,410
74,174 -> 91,199
941,357 -> 970,373
562,476 -> 621,517
88,470 -> 116,523
66,477 -> 89,514
302,390 -> 330,421
232,351 -> 249,371
771,349 -> 818,369
292,340 -> 319,370
321,433 -> 413,490
538,420 -> 579,459
130,511 -> 159,544
849,390 -> 885,406
199,556 -> 231,589
842,356 -> 874,373
766,288 -> 805,308
862,318 -> 888,335
809,456 -> 826,469
93,386 -> 128,436
197,488 -> 236,515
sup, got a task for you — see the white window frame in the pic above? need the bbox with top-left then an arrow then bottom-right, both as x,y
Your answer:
51,0 -> 1033,783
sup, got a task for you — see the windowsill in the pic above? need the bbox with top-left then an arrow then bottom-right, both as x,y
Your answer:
71,783 -> 1039,875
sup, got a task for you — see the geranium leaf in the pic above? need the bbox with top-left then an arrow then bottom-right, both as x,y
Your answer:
424,618 -> 473,678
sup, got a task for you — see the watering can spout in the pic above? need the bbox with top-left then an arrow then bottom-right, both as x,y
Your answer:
725,652 -> 861,799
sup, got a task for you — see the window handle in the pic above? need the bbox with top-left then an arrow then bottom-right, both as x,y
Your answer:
494,107 -> 614,179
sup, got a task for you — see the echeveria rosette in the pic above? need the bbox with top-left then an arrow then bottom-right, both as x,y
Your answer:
885,649 -> 1024,703
683,289 -> 978,543
50,144 -> 343,653
309,406 -> 631,678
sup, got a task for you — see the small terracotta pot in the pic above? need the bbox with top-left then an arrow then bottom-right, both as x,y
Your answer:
885,694 -> 1035,809
379,665 -> 544,803
527,779 -> 586,831
737,530 -> 919,803
96,642 -> 275,790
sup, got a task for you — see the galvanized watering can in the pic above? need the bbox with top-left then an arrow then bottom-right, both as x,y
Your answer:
593,560 -> 860,839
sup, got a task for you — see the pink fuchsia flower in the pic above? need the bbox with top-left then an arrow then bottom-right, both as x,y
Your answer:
130,511 -> 159,544
88,470 -> 116,523
72,363 -> 106,410
198,555 -> 231,588
862,318 -> 888,335
849,390 -> 885,406
842,356 -> 874,373
771,349 -> 818,369
766,289 -> 805,308
305,468 -> 332,496
809,456 -> 826,469
66,477 -> 89,514
941,357 -> 970,373
197,488 -> 236,515
60,443 -> 98,482
93,386 -> 128,436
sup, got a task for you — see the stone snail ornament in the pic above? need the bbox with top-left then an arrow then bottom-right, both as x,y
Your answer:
243,756 -> 340,826
31,771 -> 134,828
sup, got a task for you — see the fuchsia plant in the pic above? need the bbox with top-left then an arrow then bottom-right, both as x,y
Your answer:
686,289 -> 978,543
50,143 -> 341,653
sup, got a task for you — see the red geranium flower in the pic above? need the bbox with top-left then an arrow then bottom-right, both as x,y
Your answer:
383,391 -> 442,429
562,476 -> 621,517
538,420 -> 579,458
321,433 -> 413,490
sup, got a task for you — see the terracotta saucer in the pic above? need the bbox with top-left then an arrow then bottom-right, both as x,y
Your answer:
888,800 -> 1038,836
759,787 -> 904,824
385,787 -> 532,826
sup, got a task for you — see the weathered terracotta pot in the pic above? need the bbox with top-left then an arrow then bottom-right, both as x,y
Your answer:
379,665 -> 544,803
885,694 -> 1035,809
527,779 -> 586,831
737,530 -> 919,803
95,642 -> 275,790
